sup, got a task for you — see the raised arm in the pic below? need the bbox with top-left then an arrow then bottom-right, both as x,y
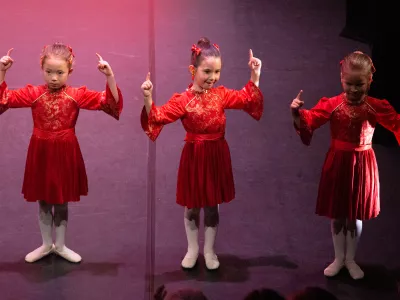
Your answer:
0,48 -> 14,85
140,93 -> 187,142
73,53 -> 123,120
290,90 -> 305,128
0,48 -> 36,114
221,49 -> 263,120
140,72 -> 187,141
96,53 -> 120,103
248,49 -> 261,87
290,91 -> 332,145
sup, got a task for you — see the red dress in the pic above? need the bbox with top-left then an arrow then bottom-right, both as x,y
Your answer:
0,82 -> 123,204
297,94 -> 400,220
141,81 -> 263,208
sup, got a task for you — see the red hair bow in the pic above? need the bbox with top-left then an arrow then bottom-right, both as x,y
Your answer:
67,45 -> 75,57
191,44 -> 201,56
213,43 -> 220,50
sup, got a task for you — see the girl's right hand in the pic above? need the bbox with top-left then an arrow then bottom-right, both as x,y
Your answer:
141,72 -> 153,98
290,90 -> 304,115
0,49 -> 14,72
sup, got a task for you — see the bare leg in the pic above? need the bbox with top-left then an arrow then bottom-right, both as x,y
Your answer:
324,218 -> 346,277
203,205 -> 219,270
345,219 -> 364,279
53,203 -> 81,263
25,201 -> 54,263
181,207 -> 200,268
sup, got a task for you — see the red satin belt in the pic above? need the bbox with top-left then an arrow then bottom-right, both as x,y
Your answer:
331,139 -> 372,151
185,132 -> 225,142
33,128 -> 75,139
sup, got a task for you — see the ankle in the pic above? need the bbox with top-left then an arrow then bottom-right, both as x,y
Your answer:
345,259 -> 357,264
55,244 -> 65,251
187,246 -> 199,253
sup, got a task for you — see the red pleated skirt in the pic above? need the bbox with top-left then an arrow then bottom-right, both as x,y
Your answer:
22,128 -> 88,204
176,133 -> 235,208
316,140 -> 380,220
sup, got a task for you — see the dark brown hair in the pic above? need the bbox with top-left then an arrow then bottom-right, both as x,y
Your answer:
190,37 -> 220,67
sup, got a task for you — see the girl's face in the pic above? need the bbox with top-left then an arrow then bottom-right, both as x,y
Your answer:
341,69 -> 371,102
190,56 -> 221,91
42,56 -> 71,91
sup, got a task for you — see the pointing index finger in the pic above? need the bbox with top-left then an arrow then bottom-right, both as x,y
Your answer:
296,90 -> 303,100
146,72 -> 151,81
7,48 -> 13,56
249,49 -> 253,60
96,53 -> 103,61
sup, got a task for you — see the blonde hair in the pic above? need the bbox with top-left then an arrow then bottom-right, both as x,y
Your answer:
40,42 -> 75,69
340,51 -> 375,81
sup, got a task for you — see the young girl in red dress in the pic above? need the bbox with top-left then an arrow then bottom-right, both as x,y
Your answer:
0,43 -> 123,263
290,51 -> 400,280
141,37 -> 263,270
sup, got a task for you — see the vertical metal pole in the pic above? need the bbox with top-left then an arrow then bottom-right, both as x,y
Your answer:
145,0 -> 156,298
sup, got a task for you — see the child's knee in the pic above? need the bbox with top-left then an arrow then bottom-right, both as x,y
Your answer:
204,206 -> 219,227
185,207 -> 200,220
54,204 -> 69,225
39,200 -> 53,214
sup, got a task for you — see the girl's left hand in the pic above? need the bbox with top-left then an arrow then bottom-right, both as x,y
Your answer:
96,53 -> 114,76
0,48 -> 14,72
248,49 -> 261,76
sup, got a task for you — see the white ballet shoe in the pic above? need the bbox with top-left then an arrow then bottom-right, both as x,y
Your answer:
25,244 -> 53,263
345,225 -> 364,280
324,259 -> 344,277
345,260 -> 364,280
53,223 -> 81,263
54,245 -> 82,263
204,252 -> 220,270
181,251 -> 199,269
